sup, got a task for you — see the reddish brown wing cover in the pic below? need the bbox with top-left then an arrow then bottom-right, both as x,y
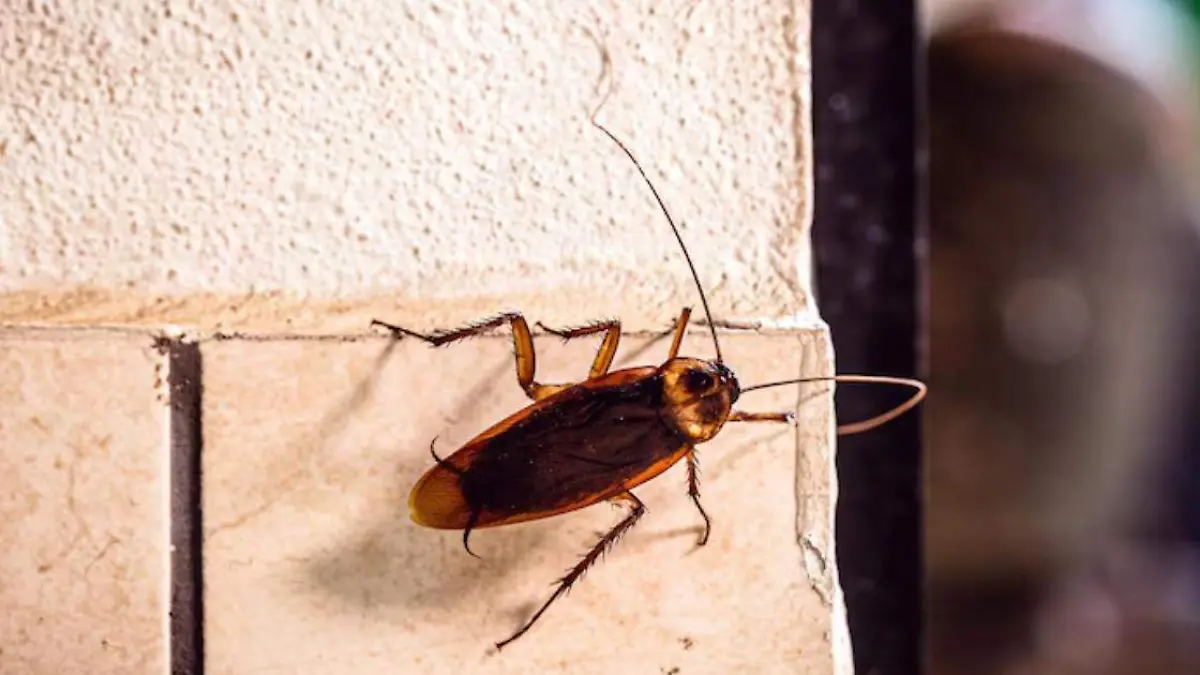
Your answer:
409,366 -> 692,529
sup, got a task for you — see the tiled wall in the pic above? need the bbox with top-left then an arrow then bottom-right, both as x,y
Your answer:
0,333 -> 167,673
1,2 -> 841,673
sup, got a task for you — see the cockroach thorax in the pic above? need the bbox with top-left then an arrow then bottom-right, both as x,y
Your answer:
659,357 -> 741,443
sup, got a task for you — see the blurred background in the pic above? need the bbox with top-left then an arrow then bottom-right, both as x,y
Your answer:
923,1 -> 1200,674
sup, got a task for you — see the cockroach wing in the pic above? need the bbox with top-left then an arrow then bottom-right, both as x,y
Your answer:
408,366 -> 692,530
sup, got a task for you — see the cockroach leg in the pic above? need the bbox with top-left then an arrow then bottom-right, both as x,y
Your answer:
494,491 -> 646,650
371,313 -> 563,401
729,411 -> 795,424
666,307 -> 692,360
534,319 -> 621,378
371,312 -> 527,347
462,507 -> 483,560
685,450 -> 712,546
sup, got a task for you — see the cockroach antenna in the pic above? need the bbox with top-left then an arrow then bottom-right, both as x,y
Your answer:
741,374 -> 928,436
589,121 -> 725,365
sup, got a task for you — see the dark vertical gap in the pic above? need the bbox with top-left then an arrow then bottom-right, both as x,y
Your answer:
812,1 -> 922,674
165,339 -> 204,675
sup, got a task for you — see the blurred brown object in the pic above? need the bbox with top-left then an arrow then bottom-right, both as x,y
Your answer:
925,9 -> 1200,675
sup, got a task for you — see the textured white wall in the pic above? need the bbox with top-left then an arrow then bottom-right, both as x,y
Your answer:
1,1 -> 814,334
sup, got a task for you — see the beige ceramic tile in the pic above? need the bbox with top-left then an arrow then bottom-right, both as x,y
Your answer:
203,329 -> 839,674
0,334 -> 166,674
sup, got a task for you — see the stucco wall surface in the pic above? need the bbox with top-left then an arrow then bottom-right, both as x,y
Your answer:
1,1 -> 814,334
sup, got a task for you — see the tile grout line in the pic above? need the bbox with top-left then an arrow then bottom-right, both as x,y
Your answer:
0,320 -> 828,343
164,340 -> 205,675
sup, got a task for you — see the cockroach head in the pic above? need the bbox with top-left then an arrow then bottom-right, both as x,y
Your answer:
659,358 -> 740,443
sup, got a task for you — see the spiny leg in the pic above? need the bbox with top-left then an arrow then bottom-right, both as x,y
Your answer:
666,307 -> 692,360
729,411 -> 795,424
686,450 -> 712,546
535,319 -> 621,378
370,312 -> 561,401
683,412 -> 790,546
370,313 -> 522,346
494,491 -> 646,650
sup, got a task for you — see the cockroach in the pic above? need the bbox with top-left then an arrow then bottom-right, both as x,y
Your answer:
371,121 -> 926,650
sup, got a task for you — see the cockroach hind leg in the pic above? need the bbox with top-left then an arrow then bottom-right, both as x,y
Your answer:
372,312 -> 527,348
370,319 -> 437,343
494,492 -> 646,650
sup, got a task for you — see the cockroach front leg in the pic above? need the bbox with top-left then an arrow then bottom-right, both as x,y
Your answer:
728,411 -> 795,424
371,312 -> 564,401
683,412 -> 790,545
686,450 -> 712,546
667,307 -> 692,360
495,491 -> 646,650
534,319 -> 621,378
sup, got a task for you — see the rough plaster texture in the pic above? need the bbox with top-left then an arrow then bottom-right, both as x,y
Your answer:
0,334 -> 165,674
1,0 -> 814,333
202,331 -> 839,674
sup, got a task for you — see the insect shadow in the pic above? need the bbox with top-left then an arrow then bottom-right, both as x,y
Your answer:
298,326 -> 679,614
206,339 -> 405,541
298,349 -> 525,613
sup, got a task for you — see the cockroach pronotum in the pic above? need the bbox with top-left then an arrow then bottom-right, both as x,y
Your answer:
371,121 -> 926,650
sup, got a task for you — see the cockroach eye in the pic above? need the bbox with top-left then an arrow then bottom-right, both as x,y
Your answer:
683,369 -> 714,392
